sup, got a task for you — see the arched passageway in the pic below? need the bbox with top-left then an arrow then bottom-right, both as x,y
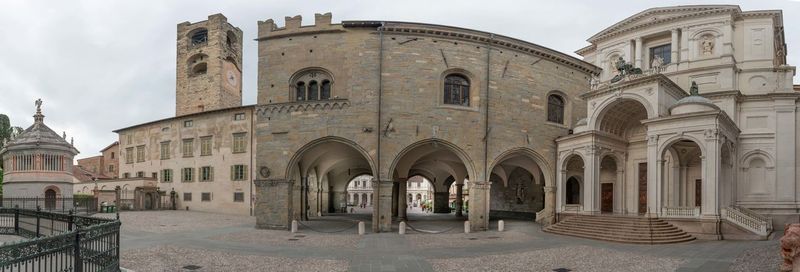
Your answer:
488,151 -> 546,220
286,139 -> 375,221
661,139 -> 703,213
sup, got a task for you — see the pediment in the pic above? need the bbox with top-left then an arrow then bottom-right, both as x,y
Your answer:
588,5 -> 740,42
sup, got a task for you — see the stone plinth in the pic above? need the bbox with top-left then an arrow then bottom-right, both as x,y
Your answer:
255,179 -> 293,230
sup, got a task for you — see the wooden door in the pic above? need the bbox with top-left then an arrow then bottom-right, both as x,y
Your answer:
638,163 -> 647,214
601,183 -> 613,213
695,179 -> 702,207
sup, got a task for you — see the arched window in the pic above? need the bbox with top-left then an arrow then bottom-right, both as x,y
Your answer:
444,74 -> 470,106
291,69 -> 333,101
547,94 -> 565,124
188,54 -> 208,76
226,30 -> 237,48
295,82 -> 306,101
190,28 -> 208,46
566,177 -> 580,204
308,81 -> 319,101
321,80 -> 331,100
191,63 -> 207,75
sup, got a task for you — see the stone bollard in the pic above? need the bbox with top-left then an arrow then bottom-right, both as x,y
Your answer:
464,221 -> 471,233
358,221 -> 365,235
399,221 -> 406,235
498,220 -> 505,232
291,220 -> 298,233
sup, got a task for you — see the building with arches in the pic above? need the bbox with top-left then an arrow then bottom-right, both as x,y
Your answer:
556,5 -> 793,240
108,6 -> 799,239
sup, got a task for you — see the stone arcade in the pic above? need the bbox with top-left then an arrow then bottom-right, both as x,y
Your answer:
102,5 -> 799,240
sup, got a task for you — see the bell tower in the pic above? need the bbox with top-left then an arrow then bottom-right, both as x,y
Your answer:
175,14 -> 243,116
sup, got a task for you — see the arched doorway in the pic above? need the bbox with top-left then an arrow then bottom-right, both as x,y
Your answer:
44,189 -> 57,210
490,152 -> 548,220
565,177 -> 581,205
661,139 -> 703,213
389,139 -> 475,223
286,138 -> 376,221
144,192 -> 154,210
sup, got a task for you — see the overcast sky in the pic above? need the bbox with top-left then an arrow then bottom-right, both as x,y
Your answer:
1,0 -> 799,160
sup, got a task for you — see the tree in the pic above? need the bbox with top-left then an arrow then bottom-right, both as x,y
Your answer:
0,114 -> 23,151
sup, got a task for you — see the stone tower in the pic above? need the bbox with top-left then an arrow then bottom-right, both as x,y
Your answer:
175,14 -> 243,116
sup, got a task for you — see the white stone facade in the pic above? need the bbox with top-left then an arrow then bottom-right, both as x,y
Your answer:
559,5 -> 796,238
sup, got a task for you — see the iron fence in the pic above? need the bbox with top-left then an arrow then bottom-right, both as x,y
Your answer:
1,197 -> 98,215
0,208 -> 120,271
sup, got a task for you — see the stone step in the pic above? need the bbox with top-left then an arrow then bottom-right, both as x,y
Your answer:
544,228 -> 695,244
547,215 -> 694,244
548,224 -> 684,235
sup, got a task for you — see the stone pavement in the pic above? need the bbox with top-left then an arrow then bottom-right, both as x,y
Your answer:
112,210 -> 779,271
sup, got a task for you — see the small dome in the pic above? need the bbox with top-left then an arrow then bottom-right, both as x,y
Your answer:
1,100 -> 78,155
669,82 -> 718,115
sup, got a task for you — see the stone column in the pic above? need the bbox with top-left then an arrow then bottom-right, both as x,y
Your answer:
614,169 -> 625,213
634,37 -> 643,68
434,192 -> 450,213
391,182 -> 399,217
670,29 -> 680,64
468,181 -> 491,231
255,179 -> 294,230
583,146 -> 600,213
373,179 -> 394,232
397,178 -> 408,221
537,186 -> 556,225
455,184 -> 464,217
648,135 -> 661,217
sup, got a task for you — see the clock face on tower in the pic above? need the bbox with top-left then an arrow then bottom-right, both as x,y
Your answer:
226,70 -> 238,87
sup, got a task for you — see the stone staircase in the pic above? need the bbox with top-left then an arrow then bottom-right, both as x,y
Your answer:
544,215 -> 695,244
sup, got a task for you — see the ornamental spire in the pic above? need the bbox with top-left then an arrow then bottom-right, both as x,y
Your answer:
33,98 -> 44,123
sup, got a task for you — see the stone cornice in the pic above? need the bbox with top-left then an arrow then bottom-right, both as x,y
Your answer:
256,99 -> 351,116
587,5 -> 741,43
580,74 -> 686,100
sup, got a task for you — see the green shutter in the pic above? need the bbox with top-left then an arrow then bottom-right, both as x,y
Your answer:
210,167 -> 214,181
230,165 -> 235,181
244,165 -> 248,180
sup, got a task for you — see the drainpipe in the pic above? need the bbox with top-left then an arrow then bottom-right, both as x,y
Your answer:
249,108 -> 254,216
375,22 -> 385,231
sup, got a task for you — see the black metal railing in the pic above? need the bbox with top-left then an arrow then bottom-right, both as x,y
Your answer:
0,207 -> 121,271
1,197 -> 98,214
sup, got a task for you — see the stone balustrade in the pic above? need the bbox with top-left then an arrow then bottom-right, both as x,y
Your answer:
661,206 -> 700,218
722,206 -> 771,236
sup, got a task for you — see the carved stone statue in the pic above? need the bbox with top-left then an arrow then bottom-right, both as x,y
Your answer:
611,57 -> 642,83
781,224 -> 800,271
702,37 -> 714,56
515,180 -> 526,204
690,81 -> 699,96
651,55 -> 664,69
35,98 -> 42,112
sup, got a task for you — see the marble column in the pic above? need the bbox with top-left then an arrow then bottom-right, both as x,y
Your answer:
455,184 -> 464,217
670,29 -> 680,64
634,37 -> 643,68
397,178 -> 408,221
583,146 -> 600,213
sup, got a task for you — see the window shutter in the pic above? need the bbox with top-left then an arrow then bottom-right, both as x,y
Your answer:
244,165 -> 248,180
210,167 -> 214,181
230,165 -> 235,181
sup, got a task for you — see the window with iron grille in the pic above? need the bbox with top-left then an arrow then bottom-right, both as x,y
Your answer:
443,74 -> 470,106
183,120 -> 193,128
233,192 -> 244,202
183,192 -> 192,202
234,113 -> 245,121
123,172 -> 130,178
547,94 -> 565,124
201,192 -> 211,202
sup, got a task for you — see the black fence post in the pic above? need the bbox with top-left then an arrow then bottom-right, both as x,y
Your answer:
13,208 -> 19,234
35,206 -> 41,237
74,227 -> 83,271
68,210 -> 74,231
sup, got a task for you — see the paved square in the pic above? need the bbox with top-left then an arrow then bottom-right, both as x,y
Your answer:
109,210 -> 779,271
